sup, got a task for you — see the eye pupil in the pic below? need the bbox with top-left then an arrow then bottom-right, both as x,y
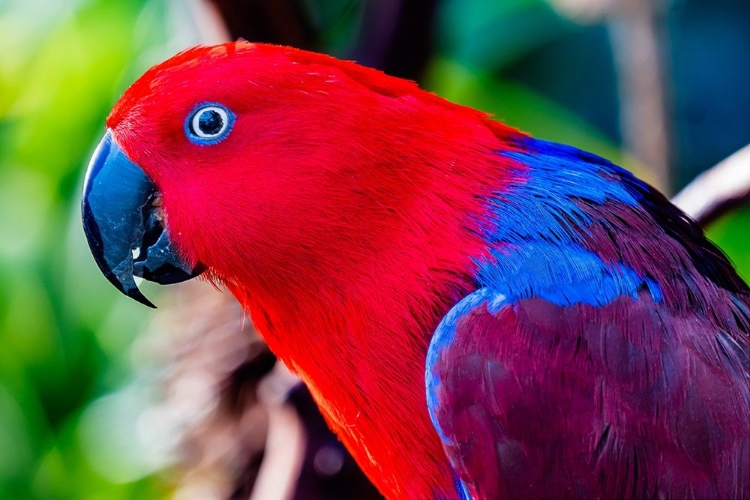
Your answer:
198,109 -> 223,135
186,103 -> 234,145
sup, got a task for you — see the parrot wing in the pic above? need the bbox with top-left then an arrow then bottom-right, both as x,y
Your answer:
426,287 -> 750,500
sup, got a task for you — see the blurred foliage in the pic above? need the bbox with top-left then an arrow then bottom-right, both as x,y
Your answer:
0,0 -> 748,498
0,0 -> 178,498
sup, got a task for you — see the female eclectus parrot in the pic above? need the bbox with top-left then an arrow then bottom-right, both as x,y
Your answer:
81,42 -> 750,500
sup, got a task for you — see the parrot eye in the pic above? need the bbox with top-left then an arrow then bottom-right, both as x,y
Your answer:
185,103 -> 235,145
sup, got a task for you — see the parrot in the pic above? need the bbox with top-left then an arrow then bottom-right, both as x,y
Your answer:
81,42 -> 750,500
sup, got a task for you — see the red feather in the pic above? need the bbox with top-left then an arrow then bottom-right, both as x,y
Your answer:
108,42 -> 528,498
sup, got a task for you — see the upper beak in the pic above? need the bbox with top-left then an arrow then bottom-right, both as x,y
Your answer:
81,130 -> 202,307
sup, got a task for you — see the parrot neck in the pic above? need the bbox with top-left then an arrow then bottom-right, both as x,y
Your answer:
235,283 -> 472,499
223,122 -> 525,499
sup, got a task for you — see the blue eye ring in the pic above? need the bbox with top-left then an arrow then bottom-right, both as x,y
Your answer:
185,102 -> 235,145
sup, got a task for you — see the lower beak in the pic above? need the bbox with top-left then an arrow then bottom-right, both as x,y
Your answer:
81,130 -> 202,307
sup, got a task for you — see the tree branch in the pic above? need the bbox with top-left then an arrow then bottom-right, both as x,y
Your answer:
672,144 -> 750,226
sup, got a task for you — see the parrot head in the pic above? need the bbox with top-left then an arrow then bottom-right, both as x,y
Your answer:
83,42 -> 339,306
82,41 -> 518,307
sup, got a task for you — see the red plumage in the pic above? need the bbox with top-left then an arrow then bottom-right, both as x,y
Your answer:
109,42 -> 526,498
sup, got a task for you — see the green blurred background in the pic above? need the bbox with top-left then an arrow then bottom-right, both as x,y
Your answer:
0,0 -> 748,498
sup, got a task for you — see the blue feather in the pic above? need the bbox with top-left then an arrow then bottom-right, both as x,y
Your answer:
473,138 -> 662,306
426,137 -> 748,498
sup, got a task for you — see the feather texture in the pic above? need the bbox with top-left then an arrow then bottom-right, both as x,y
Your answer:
103,42 -> 750,499
428,139 -> 750,499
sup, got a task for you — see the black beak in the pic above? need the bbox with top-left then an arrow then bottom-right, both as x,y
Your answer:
82,130 -> 202,307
